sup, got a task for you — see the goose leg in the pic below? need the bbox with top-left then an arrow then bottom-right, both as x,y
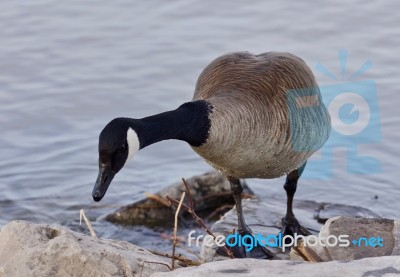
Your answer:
216,176 -> 274,259
228,177 -> 251,234
280,163 -> 312,240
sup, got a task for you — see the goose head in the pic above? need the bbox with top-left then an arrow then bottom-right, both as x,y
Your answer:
92,101 -> 212,202
92,118 -> 139,201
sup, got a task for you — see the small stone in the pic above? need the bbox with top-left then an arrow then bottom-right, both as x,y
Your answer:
302,216 -> 400,262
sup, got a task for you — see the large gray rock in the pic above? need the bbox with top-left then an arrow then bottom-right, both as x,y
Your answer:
0,221 -> 172,277
152,256 -> 400,277
290,216 -> 400,262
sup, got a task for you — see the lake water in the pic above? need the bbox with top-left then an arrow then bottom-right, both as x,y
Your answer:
0,0 -> 399,251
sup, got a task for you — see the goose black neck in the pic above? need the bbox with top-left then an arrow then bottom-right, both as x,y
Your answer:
131,100 -> 212,149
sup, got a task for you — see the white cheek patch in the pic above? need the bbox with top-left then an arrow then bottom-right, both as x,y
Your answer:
125,128 -> 140,166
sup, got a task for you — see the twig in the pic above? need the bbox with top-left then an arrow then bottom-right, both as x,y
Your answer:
149,250 -> 201,266
79,209 -> 97,238
144,192 -> 171,207
181,178 -> 194,209
166,196 -> 191,211
228,227 -> 235,257
205,204 -> 234,221
166,195 -> 233,258
166,178 -> 235,259
159,233 -> 185,242
292,240 -> 323,263
172,192 -> 186,270
139,260 -> 172,277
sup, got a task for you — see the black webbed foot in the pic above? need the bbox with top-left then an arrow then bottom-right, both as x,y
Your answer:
216,230 -> 275,259
280,216 -> 312,242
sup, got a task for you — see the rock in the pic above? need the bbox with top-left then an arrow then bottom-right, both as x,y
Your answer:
0,220 -> 172,277
200,197 -> 382,262
105,171 -> 254,227
151,256 -> 400,277
291,216 -> 400,262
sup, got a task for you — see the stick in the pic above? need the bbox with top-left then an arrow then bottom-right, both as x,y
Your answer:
144,192 -> 171,207
79,209 -> 97,238
149,249 -> 201,266
205,204 -> 234,221
182,178 -> 193,209
172,192 -> 186,270
166,178 -> 235,259
292,240 -> 323,263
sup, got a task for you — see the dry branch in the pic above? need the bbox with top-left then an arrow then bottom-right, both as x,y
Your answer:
144,192 -> 171,207
79,209 -> 97,238
172,192 -> 186,270
166,178 -> 235,259
150,250 -> 201,266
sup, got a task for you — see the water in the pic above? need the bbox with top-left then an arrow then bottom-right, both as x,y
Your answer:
0,0 -> 399,251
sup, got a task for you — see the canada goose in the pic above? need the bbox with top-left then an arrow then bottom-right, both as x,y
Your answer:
92,52 -> 331,259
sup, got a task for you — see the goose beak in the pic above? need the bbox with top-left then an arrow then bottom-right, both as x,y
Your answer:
92,164 -> 115,202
